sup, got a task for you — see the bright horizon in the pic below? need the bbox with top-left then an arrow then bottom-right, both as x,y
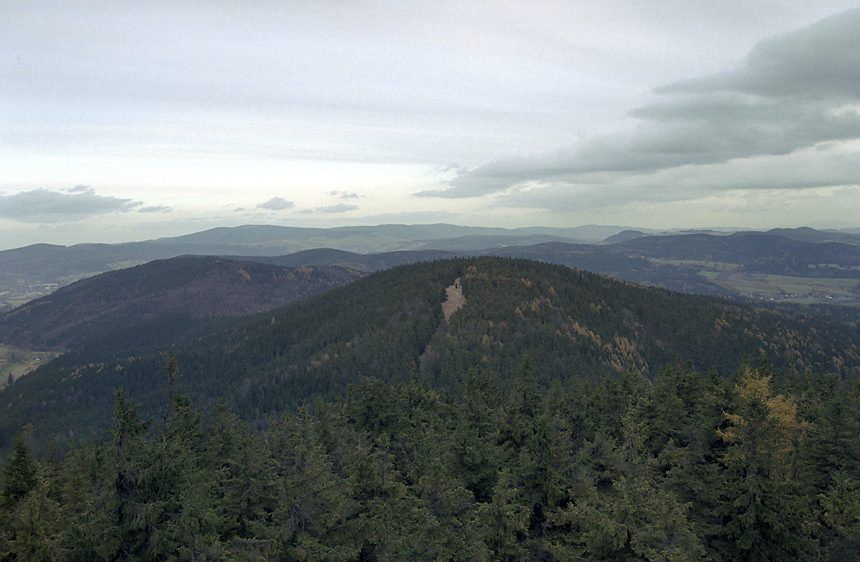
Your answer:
3,2 -> 860,250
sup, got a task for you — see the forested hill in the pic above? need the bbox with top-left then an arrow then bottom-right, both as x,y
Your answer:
0,256 -> 362,352
2,257 -> 859,452
617,231 -> 860,276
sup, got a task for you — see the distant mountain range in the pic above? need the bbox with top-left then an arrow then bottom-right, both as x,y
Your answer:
0,224 -> 623,310
2,224 -> 860,313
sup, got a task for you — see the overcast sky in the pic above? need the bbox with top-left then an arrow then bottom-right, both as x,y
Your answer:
2,1 -> 860,249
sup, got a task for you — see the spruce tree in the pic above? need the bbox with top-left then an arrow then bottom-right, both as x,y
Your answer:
1,425 -> 38,511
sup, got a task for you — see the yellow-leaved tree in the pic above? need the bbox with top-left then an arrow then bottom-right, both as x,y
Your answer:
716,365 -> 814,561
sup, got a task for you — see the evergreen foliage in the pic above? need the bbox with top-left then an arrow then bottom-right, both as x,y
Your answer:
2,257 -> 860,560
5,257 -> 860,452
1,355 -> 859,560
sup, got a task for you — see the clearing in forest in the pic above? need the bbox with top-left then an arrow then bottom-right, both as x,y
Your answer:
419,278 -> 466,373
441,277 -> 465,321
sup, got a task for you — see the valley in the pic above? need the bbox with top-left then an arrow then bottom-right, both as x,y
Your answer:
0,345 -> 60,390
5,4 -> 860,556
653,258 -> 860,303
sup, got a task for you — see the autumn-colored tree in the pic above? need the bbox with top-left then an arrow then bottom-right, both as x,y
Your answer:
716,365 -> 815,561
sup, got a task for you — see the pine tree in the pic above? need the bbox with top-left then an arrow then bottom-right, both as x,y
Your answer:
0,471 -> 62,561
269,407 -> 360,560
818,470 -> 860,561
451,368 -> 502,503
1,425 -> 38,511
0,425 -> 63,561
52,442 -> 116,560
202,404 -> 278,559
103,389 -> 153,560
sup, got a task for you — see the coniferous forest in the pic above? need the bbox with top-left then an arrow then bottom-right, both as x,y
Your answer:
3,358 -> 860,560
1,258 -> 860,560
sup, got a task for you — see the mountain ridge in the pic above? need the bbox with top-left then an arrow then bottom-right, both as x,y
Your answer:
3,224 -> 860,312
0,257 -> 363,352
3,256 -> 859,451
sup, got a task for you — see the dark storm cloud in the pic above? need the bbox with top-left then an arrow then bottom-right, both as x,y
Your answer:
421,8 -> 860,199
257,197 -> 295,211
0,187 -> 141,222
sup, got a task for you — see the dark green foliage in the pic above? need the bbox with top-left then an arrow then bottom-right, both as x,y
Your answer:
0,426 -> 38,511
0,256 -> 363,352
1,357 -> 860,561
2,257 -> 860,560
5,257 -> 860,452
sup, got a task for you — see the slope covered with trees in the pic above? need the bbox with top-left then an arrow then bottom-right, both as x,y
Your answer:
2,258 -> 859,453
0,257 -> 362,352
2,257 -> 860,560
618,232 -> 860,277
1,357 -> 859,561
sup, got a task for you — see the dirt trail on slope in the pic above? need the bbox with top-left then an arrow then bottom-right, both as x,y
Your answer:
419,278 -> 465,373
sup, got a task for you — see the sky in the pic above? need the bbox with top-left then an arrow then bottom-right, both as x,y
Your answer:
2,1 -> 860,250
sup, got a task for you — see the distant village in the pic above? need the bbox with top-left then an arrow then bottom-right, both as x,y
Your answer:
0,283 -> 58,312
759,290 -> 845,302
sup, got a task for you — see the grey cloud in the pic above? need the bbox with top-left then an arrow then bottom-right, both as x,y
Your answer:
138,205 -> 173,213
658,8 -> 860,100
329,191 -> 360,199
422,8 -> 860,199
316,204 -> 358,213
257,197 -> 295,211
0,188 -> 141,223
497,150 -> 860,214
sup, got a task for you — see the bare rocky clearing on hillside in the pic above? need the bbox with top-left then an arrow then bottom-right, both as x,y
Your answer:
420,278 -> 466,373
441,277 -> 465,321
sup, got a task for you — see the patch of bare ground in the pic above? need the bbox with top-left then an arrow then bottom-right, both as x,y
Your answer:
441,277 -> 465,321
420,278 -> 466,373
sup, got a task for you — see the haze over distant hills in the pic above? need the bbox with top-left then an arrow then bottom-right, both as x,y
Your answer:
0,224 -> 622,310
2,224 -> 859,312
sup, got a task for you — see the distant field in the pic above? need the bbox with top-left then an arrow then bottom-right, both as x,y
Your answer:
651,259 -> 741,272
652,259 -> 860,304
0,283 -> 61,312
719,273 -> 860,302
0,345 -> 60,389
0,298 -> 30,312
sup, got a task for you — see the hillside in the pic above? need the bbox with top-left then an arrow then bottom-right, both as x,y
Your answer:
240,232 -> 860,301
3,256 -> 860,560
0,224 -> 610,310
4,225 -> 860,312
244,248 -> 462,273
613,232 -> 860,302
2,257 -> 859,451
0,257 -> 362,352
617,232 -> 860,276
